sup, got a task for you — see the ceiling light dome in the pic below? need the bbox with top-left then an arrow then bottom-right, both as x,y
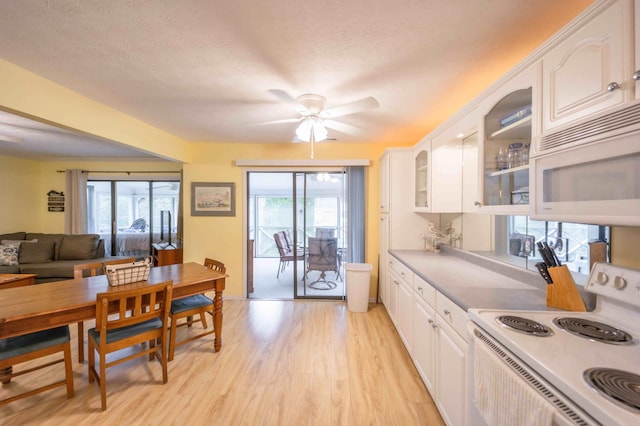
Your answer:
295,116 -> 328,142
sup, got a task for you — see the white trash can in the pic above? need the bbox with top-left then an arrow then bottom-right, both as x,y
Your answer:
345,263 -> 373,312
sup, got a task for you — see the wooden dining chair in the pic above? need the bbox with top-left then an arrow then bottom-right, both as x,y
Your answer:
167,258 -> 225,361
87,280 -> 173,411
72,257 -> 136,363
0,326 -> 74,406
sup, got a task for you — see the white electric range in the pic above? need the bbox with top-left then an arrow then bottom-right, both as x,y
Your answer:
467,262 -> 640,426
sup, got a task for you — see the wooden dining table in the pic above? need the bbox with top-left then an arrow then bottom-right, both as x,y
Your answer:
0,262 -> 226,350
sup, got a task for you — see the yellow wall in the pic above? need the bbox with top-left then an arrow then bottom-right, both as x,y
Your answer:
0,155 -> 43,233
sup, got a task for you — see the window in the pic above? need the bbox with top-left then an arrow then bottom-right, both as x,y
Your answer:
87,180 -> 180,257
496,215 -> 609,275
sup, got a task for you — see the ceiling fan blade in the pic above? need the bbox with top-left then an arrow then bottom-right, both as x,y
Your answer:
321,97 -> 379,118
248,117 -> 301,126
323,120 -> 362,136
267,89 -> 307,113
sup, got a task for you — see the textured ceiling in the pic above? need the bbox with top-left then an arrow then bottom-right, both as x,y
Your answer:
0,0 -> 593,159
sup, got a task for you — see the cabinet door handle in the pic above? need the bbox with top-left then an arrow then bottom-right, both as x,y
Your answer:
607,82 -> 621,92
633,71 -> 640,81
474,201 -> 482,207
444,309 -> 451,315
417,286 -> 423,291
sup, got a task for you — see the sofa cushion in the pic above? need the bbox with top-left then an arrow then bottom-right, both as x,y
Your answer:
26,233 -> 64,259
0,243 -> 20,266
0,265 -> 20,274
19,259 -> 79,279
58,234 -> 100,260
18,241 -> 55,264
0,232 -> 26,242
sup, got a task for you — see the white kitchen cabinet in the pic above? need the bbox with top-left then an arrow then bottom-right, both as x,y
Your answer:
387,268 -> 399,324
542,0 -> 634,133
412,140 -> 431,211
461,131 -> 479,213
430,138 -> 463,212
396,274 -> 414,352
477,63 -> 538,214
387,254 -> 414,351
380,152 -> 390,213
378,214 -> 389,304
435,317 -> 468,426
413,276 -> 437,395
379,149 -> 432,315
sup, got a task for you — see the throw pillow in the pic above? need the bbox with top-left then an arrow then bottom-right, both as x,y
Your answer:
0,243 -> 20,266
18,241 -> 55,264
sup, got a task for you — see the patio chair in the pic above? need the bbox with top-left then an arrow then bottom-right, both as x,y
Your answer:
306,237 -> 341,289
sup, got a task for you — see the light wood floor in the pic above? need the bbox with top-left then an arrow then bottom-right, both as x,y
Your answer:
1,300 -> 444,425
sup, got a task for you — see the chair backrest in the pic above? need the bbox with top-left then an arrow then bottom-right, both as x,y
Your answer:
94,280 -> 173,337
73,258 -> 136,279
315,227 -> 336,238
283,230 -> 294,250
307,237 -> 338,270
204,258 -> 226,274
273,232 -> 288,257
129,218 -> 147,232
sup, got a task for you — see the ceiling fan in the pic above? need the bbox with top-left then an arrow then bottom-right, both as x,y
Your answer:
259,90 -> 380,144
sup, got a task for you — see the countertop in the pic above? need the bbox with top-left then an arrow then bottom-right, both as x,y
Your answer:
388,247 -> 590,312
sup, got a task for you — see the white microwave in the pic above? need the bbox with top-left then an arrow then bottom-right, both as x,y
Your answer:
531,129 -> 640,226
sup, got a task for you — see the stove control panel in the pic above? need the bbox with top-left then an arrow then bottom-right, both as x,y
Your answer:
586,262 -> 640,305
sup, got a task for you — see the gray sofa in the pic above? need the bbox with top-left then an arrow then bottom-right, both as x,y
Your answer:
0,231 -> 111,283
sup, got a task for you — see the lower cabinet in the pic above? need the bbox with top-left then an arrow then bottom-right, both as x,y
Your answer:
413,295 -> 437,394
386,260 -> 469,426
387,267 -> 414,352
435,314 -> 468,426
396,276 -> 414,352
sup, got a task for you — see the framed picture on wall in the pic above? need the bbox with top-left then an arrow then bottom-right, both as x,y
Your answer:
191,182 -> 236,217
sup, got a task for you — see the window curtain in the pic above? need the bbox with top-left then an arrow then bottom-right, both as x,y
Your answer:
177,170 -> 184,245
346,166 -> 366,263
64,169 -> 88,234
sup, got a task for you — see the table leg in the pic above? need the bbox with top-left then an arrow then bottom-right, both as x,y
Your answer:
213,288 -> 223,352
0,366 -> 12,384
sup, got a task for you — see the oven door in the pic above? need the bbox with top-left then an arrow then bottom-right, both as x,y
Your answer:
467,322 -> 597,426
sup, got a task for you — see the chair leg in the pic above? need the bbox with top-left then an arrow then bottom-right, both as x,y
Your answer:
169,316 -> 178,362
99,351 -> 107,411
77,321 -> 84,363
88,339 -> 95,383
160,338 -> 168,384
63,341 -> 75,398
200,313 -> 208,328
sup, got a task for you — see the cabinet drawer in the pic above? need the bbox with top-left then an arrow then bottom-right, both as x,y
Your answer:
414,275 -> 436,308
436,292 -> 468,342
388,256 -> 414,286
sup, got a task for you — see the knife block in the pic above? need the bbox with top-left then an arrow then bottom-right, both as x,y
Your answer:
546,265 -> 586,312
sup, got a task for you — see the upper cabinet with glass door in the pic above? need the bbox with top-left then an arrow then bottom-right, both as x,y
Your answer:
542,0 -> 635,133
413,139 -> 431,211
477,63 -> 539,214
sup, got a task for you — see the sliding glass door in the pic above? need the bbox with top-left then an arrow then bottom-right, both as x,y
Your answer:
248,170 -> 361,300
87,180 -> 180,258
295,171 -> 346,299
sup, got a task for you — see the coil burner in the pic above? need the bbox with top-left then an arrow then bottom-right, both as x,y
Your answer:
495,315 -> 553,336
584,368 -> 640,412
553,317 -> 633,345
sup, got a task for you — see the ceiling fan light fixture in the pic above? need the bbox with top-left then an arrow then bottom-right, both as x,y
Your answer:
295,116 -> 327,142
